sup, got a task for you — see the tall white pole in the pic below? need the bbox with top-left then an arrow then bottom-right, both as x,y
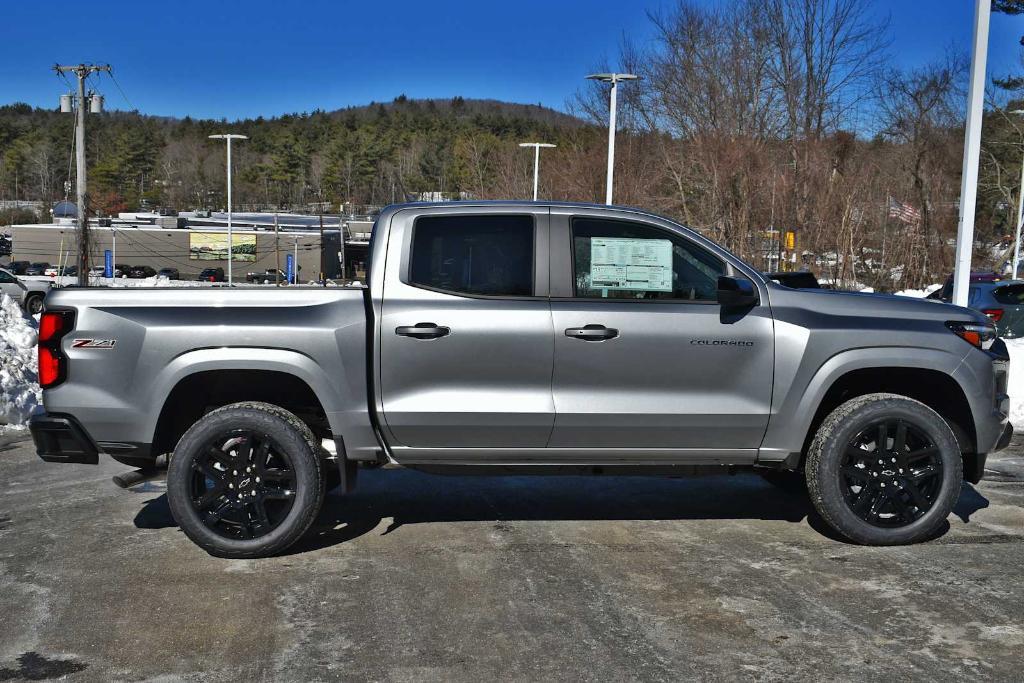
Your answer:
532,145 -> 540,201
294,236 -> 299,285
111,227 -> 116,280
605,79 -> 618,205
226,137 -> 233,286
1014,151 -> 1024,279
953,0 -> 991,306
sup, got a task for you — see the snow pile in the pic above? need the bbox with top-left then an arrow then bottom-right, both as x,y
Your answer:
0,294 -> 41,428
1004,339 -> 1024,425
894,284 -> 941,298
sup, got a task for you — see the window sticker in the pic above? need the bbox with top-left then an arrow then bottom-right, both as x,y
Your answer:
590,237 -> 673,291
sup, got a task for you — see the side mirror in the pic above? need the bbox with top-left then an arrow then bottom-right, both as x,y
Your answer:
717,276 -> 758,308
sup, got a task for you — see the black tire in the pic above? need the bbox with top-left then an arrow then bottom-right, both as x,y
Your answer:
23,293 -> 43,315
806,393 -> 962,545
167,402 -> 325,558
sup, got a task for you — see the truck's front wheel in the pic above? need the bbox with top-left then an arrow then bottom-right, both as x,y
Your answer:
167,402 -> 325,558
806,393 -> 963,545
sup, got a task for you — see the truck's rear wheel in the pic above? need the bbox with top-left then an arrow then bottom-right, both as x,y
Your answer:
167,402 -> 325,558
806,393 -> 962,545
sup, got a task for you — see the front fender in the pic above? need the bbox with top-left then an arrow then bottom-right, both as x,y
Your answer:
758,345 -> 970,462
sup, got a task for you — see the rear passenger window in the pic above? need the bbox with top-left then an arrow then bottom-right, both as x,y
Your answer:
410,215 -> 534,296
572,217 -> 724,301
994,284 -> 1024,305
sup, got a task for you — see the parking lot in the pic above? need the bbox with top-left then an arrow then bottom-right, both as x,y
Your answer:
1,431 -> 1023,681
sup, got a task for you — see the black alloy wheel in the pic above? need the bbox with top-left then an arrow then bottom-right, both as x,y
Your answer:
806,393 -> 962,546
840,418 -> 943,527
190,430 -> 297,539
167,402 -> 326,558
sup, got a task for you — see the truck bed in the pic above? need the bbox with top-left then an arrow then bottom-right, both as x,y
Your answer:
41,285 -> 376,461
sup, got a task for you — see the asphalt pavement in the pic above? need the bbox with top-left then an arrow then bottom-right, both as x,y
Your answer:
0,430 -> 1022,682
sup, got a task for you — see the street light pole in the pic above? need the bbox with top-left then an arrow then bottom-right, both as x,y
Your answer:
208,133 -> 248,285
586,73 -> 637,205
518,142 -> 556,201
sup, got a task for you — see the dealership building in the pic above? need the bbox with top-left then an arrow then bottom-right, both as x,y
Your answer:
2,212 -> 373,282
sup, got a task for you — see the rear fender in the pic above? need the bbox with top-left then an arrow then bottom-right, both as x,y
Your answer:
149,347 -> 345,439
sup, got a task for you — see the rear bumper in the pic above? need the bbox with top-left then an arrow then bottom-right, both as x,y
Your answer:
29,413 -> 99,465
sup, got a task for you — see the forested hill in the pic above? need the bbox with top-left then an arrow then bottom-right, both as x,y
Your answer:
0,97 -> 599,217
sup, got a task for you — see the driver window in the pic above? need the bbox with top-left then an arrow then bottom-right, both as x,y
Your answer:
571,217 -> 724,301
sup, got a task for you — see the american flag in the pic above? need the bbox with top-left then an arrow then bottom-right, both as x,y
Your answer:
888,197 -> 922,224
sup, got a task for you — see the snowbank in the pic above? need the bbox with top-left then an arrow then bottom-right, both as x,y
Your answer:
0,294 -> 41,428
894,284 -> 941,298
1004,339 -> 1024,426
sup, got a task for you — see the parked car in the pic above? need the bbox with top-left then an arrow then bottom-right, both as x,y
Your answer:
0,267 -> 50,314
197,267 -> 225,282
114,263 -> 131,278
929,271 -> 1006,302
61,265 -> 78,277
7,260 -> 30,275
43,265 -> 60,277
30,201 -> 1011,558
128,265 -> 157,279
764,271 -> 821,289
88,265 -> 106,278
157,267 -> 180,280
0,236 -> 11,256
246,268 -> 289,284
929,279 -> 1024,339
25,262 -> 51,276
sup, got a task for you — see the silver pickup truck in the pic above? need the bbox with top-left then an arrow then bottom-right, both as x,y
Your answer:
30,202 -> 1012,557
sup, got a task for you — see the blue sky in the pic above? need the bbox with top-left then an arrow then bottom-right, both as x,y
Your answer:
0,0 -> 1022,120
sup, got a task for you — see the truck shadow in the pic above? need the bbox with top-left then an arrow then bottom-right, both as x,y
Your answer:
134,469 -> 988,554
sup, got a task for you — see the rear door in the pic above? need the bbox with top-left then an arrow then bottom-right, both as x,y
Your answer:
547,209 -> 774,459
378,207 -> 554,455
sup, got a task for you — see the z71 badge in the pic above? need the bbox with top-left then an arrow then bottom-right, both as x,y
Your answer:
71,339 -> 117,349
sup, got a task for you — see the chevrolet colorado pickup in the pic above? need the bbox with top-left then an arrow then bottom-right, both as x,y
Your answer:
30,202 -> 1012,557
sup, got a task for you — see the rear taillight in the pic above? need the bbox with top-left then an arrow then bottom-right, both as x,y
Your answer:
982,308 -> 1004,323
37,310 -> 74,388
946,320 -> 997,350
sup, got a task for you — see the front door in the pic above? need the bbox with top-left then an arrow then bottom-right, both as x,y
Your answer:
547,211 -> 774,458
379,208 -> 554,454
0,269 -> 23,303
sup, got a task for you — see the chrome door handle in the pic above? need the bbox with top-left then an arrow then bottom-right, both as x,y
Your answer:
395,322 -> 450,339
565,324 -> 618,341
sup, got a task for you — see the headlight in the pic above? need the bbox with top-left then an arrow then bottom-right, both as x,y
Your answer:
946,320 -> 997,350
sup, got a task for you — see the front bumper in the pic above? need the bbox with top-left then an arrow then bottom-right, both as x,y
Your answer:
29,413 -> 99,465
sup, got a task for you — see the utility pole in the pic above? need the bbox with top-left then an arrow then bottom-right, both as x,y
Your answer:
319,211 -> 326,286
339,218 -> 346,281
55,63 -> 110,286
274,212 -> 281,287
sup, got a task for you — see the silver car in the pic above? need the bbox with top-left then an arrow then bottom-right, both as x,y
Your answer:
0,267 -> 49,314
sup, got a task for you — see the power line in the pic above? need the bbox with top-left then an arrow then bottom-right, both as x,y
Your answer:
105,69 -> 136,111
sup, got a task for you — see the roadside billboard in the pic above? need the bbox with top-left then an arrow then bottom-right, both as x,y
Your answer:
188,232 -> 257,262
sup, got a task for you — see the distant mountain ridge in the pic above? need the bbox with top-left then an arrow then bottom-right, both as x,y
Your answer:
0,96 -> 587,128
